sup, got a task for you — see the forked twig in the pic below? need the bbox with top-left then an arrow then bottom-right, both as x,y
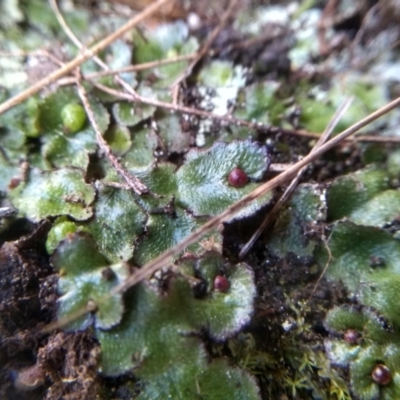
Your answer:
0,0 -> 171,115
238,97 -> 354,258
49,0 -> 141,101
48,0 -> 148,194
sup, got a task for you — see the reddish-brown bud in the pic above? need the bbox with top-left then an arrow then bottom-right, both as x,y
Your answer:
214,275 -> 230,292
228,168 -> 248,187
371,363 -> 392,385
343,329 -> 360,345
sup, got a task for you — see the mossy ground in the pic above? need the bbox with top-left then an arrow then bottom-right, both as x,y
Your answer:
1,0 -> 400,399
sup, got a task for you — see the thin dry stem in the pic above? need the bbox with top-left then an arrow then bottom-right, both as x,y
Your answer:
91,79 -> 400,143
85,54 -> 195,78
171,0 -> 239,89
76,77 -> 148,195
308,234 -> 332,301
238,97 -> 353,258
49,0 -> 141,101
0,0 -> 171,115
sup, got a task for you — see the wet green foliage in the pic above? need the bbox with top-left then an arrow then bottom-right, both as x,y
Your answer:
132,22 -> 198,88
297,79 -> 387,135
317,221 -> 400,293
234,82 -> 285,127
88,184 -> 146,262
318,159 -> 400,399
266,183 -> 326,258
325,306 -> 400,399
11,168 -> 95,222
61,103 -> 86,134
52,232 -> 260,398
326,167 -> 400,227
2,0 -> 400,399
176,141 -> 271,218
54,233 -> 129,330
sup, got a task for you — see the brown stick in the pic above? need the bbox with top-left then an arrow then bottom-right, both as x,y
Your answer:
0,0 -> 171,116
238,97 -> 353,258
171,0 -> 239,88
85,54 -> 195,78
91,80 -> 400,144
76,79 -> 148,195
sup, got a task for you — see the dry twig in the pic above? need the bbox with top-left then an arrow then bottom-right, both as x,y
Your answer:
85,54 -> 195,78
171,0 -> 239,89
0,0 -> 171,115
76,77 -> 148,195
50,0 -> 153,194
90,80 -> 400,144
238,97 -> 353,258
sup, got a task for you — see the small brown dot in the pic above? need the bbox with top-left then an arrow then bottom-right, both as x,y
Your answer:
371,363 -> 392,385
228,168 -> 248,188
86,300 -> 98,313
369,255 -> 385,268
343,329 -> 360,345
101,267 -> 115,281
214,275 -> 230,292
8,177 -> 21,189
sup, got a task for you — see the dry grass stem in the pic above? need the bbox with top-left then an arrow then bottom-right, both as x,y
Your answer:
171,0 -> 239,89
90,80 -> 400,143
76,77 -> 149,195
0,0 -> 171,115
239,97 -> 353,258
85,54 -> 196,78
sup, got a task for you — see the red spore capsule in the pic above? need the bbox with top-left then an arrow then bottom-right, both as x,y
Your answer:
343,329 -> 360,345
228,168 -> 248,188
214,275 -> 230,292
371,363 -> 392,386
8,177 -> 21,189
